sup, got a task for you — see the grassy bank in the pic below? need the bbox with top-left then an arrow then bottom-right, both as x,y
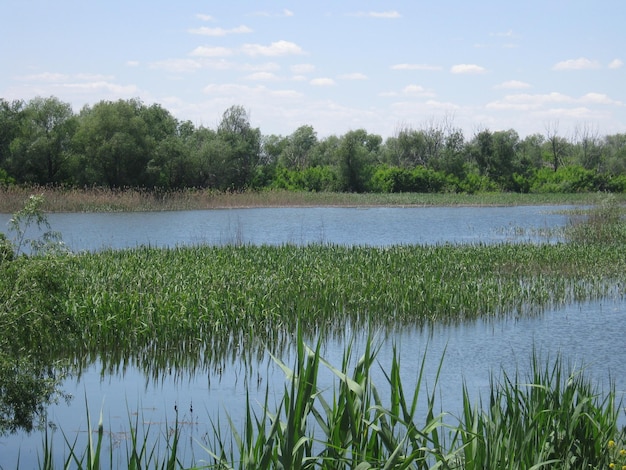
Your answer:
1,186 -> 624,213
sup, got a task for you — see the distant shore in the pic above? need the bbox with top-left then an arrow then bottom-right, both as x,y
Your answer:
0,186 -> 621,213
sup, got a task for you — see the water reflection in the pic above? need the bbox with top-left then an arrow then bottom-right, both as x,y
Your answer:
0,357 -> 72,435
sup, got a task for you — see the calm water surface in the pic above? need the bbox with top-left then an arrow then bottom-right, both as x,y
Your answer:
0,205 -> 571,250
2,206 -> 623,468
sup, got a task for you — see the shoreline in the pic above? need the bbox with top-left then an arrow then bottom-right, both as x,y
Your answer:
0,186 -> 622,213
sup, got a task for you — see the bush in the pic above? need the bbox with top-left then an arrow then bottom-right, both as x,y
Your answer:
369,165 -> 453,193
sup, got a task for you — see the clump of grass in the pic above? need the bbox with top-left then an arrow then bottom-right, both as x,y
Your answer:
204,331 -> 449,469
34,337 -> 625,469
565,194 -> 626,245
454,351 -> 623,469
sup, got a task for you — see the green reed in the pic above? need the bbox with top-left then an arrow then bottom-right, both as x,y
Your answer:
453,352 -> 622,469
46,240 -> 624,373
35,334 -> 624,469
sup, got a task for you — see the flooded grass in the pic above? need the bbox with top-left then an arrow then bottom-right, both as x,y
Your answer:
2,198 -> 626,468
21,237 -> 618,376
1,186 -> 623,213
37,336 -> 625,469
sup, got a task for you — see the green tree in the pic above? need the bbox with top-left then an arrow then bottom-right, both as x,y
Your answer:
603,133 -> 626,175
336,129 -> 378,192
280,125 -> 318,170
73,99 -> 152,187
544,122 -> 570,171
216,105 -> 261,190
7,97 -> 76,184
0,99 -> 24,175
470,129 -> 519,188
429,126 -> 467,179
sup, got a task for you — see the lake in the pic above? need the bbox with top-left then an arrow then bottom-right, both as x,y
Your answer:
0,205 -> 572,251
2,205 -> 624,468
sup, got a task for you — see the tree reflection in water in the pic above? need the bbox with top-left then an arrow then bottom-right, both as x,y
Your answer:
0,356 -> 72,434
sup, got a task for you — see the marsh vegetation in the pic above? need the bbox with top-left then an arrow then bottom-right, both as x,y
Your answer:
0,195 -> 625,468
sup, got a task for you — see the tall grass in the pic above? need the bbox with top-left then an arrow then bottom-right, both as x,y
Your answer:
1,186 -> 623,213
45,239 -> 624,376
36,335 -> 624,469
565,194 -> 626,245
454,352 -> 621,469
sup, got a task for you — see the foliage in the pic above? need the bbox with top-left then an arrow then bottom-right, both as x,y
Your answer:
370,165 -> 453,193
0,195 -> 74,435
271,165 -> 340,192
2,95 -> 626,194
6,194 -> 67,256
454,352 -> 621,469
530,165 -> 598,193
0,355 -> 71,435
565,194 -> 626,245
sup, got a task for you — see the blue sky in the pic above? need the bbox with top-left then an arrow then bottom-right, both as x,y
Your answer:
1,0 -> 624,139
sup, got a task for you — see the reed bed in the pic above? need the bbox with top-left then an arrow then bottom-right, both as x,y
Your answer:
37,335 -> 625,469
1,185 -> 621,213
3,196 -> 626,468
39,239 -> 623,374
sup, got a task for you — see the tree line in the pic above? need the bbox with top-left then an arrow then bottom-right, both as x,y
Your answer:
1,95 -> 626,193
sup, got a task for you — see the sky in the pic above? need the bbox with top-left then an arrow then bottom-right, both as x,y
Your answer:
1,0 -> 625,140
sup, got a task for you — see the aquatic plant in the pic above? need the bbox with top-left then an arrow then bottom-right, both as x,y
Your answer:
34,337 -> 624,469
454,352 -> 622,469
565,194 -> 626,245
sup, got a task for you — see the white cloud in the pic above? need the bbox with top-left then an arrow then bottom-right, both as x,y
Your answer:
201,83 -> 303,102
391,63 -> 442,71
241,40 -> 305,57
19,72 -> 119,83
244,72 -> 278,81
490,29 -> 514,37
402,84 -> 434,96
189,46 -> 233,57
61,81 -> 139,95
20,72 -> 69,82
424,100 -> 461,111
608,59 -> 624,69
251,9 -> 294,17
188,25 -> 253,36
580,92 -> 622,106
487,92 -> 572,111
291,64 -> 315,74
150,59 -> 202,72
310,78 -> 335,86
495,80 -> 531,89
450,64 -> 487,74
241,62 -> 281,72
352,10 -> 401,18
487,91 -> 622,111
552,57 -> 600,70
195,14 -> 214,21
338,73 -> 367,80
126,60 -> 140,67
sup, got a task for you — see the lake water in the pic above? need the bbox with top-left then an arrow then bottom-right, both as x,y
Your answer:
2,205 -> 624,468
0,205 -> 573,251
